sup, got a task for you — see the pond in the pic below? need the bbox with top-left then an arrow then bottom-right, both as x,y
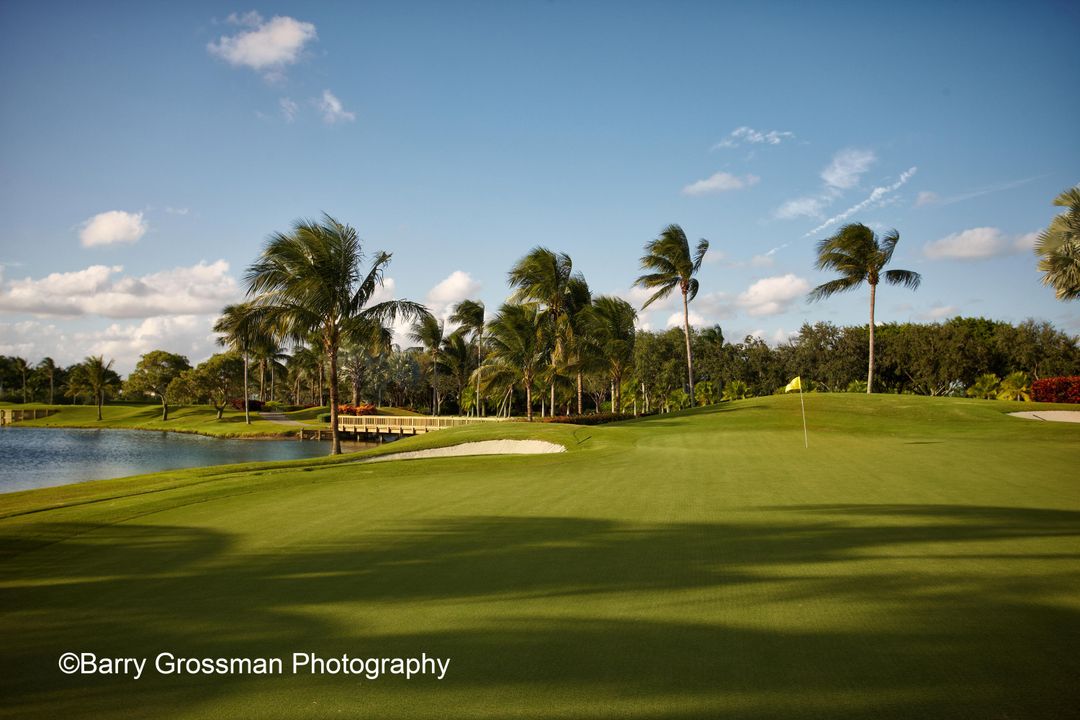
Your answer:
0,427 -> 374,494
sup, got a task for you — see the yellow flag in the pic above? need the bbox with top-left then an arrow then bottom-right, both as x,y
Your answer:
784,376 -> 802,393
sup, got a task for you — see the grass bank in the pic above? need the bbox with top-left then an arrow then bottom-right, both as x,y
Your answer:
8,403 -> 296,437
1,394 -> 1078,719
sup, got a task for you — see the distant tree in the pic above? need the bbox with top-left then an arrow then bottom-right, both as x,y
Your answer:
1035,187 -> 1080,301
583,295 -> 637,413
124,350 -> 191,421
168,352 -> 245,419
214,302 -> 262,425
449,299 -> 486,415
808,223 -> 921,393
634,224 -> 709,401
722,379 -> 750,401
966,374 -> 1001,400
410,314 -> 445,415
507,247 -> 581,413
996,371 -> 1031,402
36,357 -> 57,404
482,303 -> 548,420
12,357 -> 30,403
73,355 -> 120,420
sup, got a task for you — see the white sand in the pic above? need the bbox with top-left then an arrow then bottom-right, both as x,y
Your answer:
1009,411 -> 1080,423
359,439 -> 566,463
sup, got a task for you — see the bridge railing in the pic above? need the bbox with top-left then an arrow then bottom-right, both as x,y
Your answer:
337,415 -> 511,432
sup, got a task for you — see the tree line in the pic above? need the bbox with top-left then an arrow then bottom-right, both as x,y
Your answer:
2,186 -> 1077,455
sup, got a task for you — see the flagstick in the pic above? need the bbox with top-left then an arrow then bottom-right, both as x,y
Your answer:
799,386 -> 808,448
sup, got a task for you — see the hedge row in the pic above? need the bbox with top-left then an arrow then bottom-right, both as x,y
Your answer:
539,412 -> 640,425
229,398 -> 265,412
1031,376 -> 1080,404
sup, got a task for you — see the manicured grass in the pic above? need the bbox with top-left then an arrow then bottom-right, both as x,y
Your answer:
10,403 -> 296,437
1,394 -> 1078,719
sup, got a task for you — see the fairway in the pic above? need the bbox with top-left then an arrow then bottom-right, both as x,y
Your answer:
1,394 -> 1079,719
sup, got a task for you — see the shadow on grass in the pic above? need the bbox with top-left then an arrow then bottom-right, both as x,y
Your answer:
1,506 -> 1078,718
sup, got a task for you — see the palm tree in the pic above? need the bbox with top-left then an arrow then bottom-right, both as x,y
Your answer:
214,302 -> 261,424
508,248 -> 582,413
410,314 -> 445,415
12,357 -> 29,403
634,224 -> 709,401
481,303 -> 548,421
807,223 -> 921,393
36,357 -> 57,404
81,355 -> 118,421
1035,187 -> 1080,301
449,299 -> 486,415
582,295 -> 637,413
966,373 -> 1000,400
997,371 -> 1031,402
245,214 -> 429,454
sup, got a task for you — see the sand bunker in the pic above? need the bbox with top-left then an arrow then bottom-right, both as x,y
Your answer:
1009,411 -> 1080,423
360,439 -> 566,463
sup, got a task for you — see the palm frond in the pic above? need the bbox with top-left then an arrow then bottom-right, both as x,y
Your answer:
883,268 -> 922,290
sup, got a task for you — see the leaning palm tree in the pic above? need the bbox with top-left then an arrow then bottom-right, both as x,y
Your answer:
1035,187 -> 1080,301
449,299 -> 486,415
634,224 -> 709,401
245,214 -> 429,454
808,223 -> 921,393
410,314 -> 445,415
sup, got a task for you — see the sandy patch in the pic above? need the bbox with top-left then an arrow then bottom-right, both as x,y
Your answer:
359,439 -> 566,463
1009,411 -> 1080,423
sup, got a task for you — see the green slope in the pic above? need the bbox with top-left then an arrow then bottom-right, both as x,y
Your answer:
10,403 -> 295,437
1,394 -> 1078,719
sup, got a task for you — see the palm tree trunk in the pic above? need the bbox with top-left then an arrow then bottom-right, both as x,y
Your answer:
526,378 -> 533,421
550,382 -> 555,417
682,290 -> 695,401
577,371 -> 583,415
243,352 -> 251,424
476,332 -> 483,417
328,341 -> 341,455
96,392 -> 103,421
260,360 -> 266,401
867,282 -> 876,394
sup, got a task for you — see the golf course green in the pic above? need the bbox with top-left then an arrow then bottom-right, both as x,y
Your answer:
1,394 -> 1078,719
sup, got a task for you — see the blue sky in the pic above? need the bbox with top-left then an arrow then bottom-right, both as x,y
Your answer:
1,1 -> 1077,372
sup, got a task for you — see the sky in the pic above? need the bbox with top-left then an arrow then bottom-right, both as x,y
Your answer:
1,0 -> 1078,373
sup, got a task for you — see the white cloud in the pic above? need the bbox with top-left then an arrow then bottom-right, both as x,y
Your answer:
821,148 -> 876,190
914,191 -> 939,207
666,310 -> 706,328
682,172 -> 759,196
923,227 -> 1007,259
775,196 -> 825,219
318,90 -> 356,124
164,206 -> 190,216
207,15 -> 317,77
279,97 -> 299,122
1013,231 -> 1039,252
713,126 -> 794,150
79,210 -> 148,248
921,305 -> 958,321
225,11 -> 264,27
737,274 -> 810,317
426,271 -> 481,325
749,254 -> 775,268
0,316 -> 219,374
806,167 -> 917,236
0,261 -> 240,318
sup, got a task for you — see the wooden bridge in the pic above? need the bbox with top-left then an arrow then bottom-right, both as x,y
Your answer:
335,414 -> 510,440
0,408 -> 57,425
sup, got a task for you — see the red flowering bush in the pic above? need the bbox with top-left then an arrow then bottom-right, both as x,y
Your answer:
1031,377 -> 1080,404
539,412 -> 639,425
337,403 -> 378,416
